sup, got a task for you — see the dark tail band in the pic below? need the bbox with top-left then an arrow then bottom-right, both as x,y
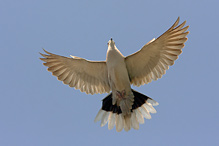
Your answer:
102,89 -> 152,114
94,89 -> 159,132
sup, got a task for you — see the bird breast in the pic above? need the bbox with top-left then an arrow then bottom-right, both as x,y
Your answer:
106,49 -> 131,91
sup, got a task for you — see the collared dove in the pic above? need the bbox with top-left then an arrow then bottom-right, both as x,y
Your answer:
40,17 -> 189,132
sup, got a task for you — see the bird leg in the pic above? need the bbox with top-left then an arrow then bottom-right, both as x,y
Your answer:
116,90 -> 126,99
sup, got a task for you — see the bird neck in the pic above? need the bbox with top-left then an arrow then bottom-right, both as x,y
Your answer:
107,45 -> 124,57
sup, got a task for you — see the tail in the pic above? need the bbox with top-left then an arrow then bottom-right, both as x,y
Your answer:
94,89 -> 159,132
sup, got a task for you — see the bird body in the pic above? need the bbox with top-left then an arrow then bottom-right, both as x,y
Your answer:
40,17 -> 189,132
106,39 -> 134,115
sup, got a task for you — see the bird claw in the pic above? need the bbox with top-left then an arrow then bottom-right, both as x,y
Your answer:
116,90 -> 126,99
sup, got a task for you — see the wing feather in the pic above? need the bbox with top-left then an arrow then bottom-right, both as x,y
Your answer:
40,49 -> 110,94
125,17 -> 189,86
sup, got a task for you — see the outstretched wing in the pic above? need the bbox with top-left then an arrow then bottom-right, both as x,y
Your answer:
125,17 -> 189,86
40,49 -> 111,94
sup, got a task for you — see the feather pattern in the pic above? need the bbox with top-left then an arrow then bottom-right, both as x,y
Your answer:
125,17 -> 189,86
94,90 -> 158,131
40,17 -> 189,132
40,49 -> 111,94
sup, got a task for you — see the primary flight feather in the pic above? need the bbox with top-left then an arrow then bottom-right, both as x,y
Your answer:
40,17 -> 189,132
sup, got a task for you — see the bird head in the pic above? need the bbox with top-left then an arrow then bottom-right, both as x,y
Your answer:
108,38 -> 116,49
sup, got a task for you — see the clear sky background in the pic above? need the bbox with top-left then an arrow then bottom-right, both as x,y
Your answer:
0,0 -> 218,146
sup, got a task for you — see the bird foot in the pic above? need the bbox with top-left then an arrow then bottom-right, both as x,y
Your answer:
116,90 -> 126,99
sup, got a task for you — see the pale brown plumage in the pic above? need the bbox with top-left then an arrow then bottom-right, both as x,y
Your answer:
40,50 -> 111,94
40,17 -> 189,132
125,17 -> 189,86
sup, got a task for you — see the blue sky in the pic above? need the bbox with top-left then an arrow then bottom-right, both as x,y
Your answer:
0,0 -> 218,146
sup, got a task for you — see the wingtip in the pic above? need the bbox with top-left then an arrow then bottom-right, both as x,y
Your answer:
177,17 -> 189,29
42,48 -> 53,55
39,48 -> 48,57
39,52 -> 44,56
168,17 -> 180,31
175,17 -> 180,26
39,52 -> 46,61
177,16 -> 180,22
42,48 -> 46,52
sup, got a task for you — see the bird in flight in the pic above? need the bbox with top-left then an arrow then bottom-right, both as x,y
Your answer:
40,17 -> 189,132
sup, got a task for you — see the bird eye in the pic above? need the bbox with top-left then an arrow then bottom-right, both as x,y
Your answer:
107,42 -> 109,45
